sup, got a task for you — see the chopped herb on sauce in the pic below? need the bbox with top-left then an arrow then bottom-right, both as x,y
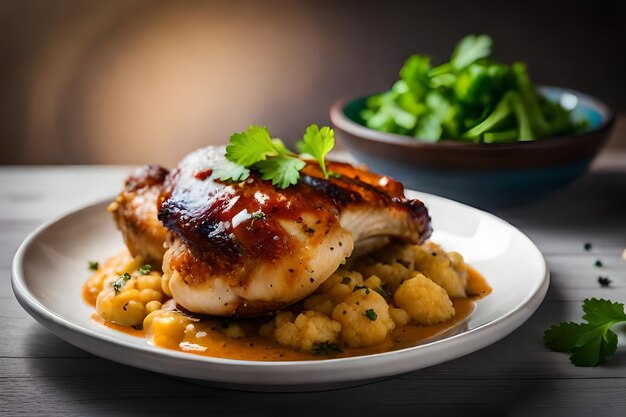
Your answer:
595,259 -> 603,268
139,264 -> 152,275
584,242 -> 592,251
250,210 -> 265,226
364,309 -> 378,321
312,341 -> 343,355
112,273 -> 131,293
598,276 -> 612,288
87,261 -> 99,271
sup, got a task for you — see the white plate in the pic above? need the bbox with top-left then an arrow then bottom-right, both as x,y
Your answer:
12,191 -> 548,390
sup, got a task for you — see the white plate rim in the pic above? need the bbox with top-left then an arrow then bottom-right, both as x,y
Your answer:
11,191 -> 549,386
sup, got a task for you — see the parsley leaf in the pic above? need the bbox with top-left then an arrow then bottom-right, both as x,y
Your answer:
218,124 -> 335,188
451,34 -> 493,70
225,126 -> 278,166
296,124 -> 335,178
87,261 -> 99,271
544,298 -> 626,366
255,155 -> 306,189
210,160 -> 250,182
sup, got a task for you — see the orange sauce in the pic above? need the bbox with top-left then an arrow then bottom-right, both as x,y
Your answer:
85,264 -> 491,361
91,314 -> 146,338
82,284 -> 98,307
466,267 -> 492,298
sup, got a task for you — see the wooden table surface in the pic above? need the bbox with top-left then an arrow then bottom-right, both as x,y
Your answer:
2,145 -> 625,416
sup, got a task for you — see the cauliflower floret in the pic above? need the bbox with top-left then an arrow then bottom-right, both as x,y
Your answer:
389,307 -> 411,327
355,262 -> 412,293
222,322 -> 245,339
273,311 -> 342,352
412,242 -> 468,298
363,275 -> 382,289
144,310 -> 193,347
96,270 -> 164,327
96,287 -> 146,326
318,269 -> 365,304
373,244 -> 417,270
394,273 -> 455,325
303,293 -> 335,316
331,289 -> 395,347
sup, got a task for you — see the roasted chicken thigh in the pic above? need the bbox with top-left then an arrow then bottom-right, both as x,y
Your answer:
111,146 -> 431,317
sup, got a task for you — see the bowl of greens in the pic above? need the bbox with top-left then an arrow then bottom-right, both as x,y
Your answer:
330,35 -> 614,207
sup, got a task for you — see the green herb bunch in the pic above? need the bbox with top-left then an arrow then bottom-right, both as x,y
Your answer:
361,34 -> 585,143
212,124 -> 335,189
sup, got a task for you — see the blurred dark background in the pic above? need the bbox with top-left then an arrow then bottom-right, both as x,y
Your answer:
1,0 -> 624,166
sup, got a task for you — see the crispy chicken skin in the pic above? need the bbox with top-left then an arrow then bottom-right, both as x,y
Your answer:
108,165 -> 170,265
156,146 -> 431,317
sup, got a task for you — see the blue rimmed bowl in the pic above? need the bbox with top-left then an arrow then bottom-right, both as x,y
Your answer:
330,86 -> 614,208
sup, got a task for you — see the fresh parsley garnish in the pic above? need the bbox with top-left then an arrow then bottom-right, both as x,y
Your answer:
364,309 -> 378,321
255,154 -> 306,189
112,273 -> 131,293
544,298 -> 626,366
211,160 -> 250,182
87,261 -> 99,271
312,341 -> 343,355
226,126 -> 278,166
595,259 -> 603,268
296,124 -> 335,178
213,124 -> 335,189
584,242 -> 592,251
138,264 -> 152,275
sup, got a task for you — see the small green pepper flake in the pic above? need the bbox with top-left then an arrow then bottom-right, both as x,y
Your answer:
341,277 -> 351,285
595,259 -> 603,268
87,261 -> 99,271
584,242 -> 592,251
353,285 -> 366,292
112,272 -> 131,293
138,264 -> 152,275
364,309 -> 377,321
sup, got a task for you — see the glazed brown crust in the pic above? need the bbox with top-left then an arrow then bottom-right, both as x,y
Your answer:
108,165 -> 170,264
157,154 -> 431,281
